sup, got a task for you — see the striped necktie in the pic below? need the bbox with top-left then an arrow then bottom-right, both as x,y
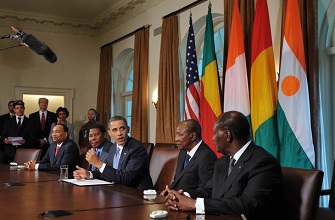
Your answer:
228,157 -> 236,176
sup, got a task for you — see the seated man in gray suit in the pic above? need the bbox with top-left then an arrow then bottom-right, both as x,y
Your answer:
24,124 -> 79,175
86,123 -> 112,171
165,111 -> 283,220
160,119 -> 217,198
74,116 -> 153,190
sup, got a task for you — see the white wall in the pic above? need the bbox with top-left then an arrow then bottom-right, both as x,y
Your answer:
0,0 -> 283,144
0,26 -> 100,143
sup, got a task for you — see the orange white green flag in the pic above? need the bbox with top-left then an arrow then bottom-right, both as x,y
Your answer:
224,0 -> 250,121
200,5 -> 222,158
277,0 -> 315,168
250,0 -> 279,159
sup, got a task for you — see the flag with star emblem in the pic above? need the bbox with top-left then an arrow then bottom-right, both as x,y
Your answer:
277,0 -> 314,168
250,0 -> 279,159
200,6 -> 222,158
184,14 -> 200,121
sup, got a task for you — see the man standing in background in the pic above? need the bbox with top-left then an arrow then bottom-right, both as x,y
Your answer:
0,100 -> 15,163
78,108 -> 98,153
29,98 -> 57,158
2,100 -> 35,163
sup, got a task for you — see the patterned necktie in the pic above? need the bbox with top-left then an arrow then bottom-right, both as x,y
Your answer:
41,112 -> 46,130
228,157 -> 236,176
113,147 -> 121,169
55,145 -> 61,156
184,153 -> 191,168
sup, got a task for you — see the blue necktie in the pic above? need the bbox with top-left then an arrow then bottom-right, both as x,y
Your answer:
184,154 -> 191,168
113,147 -> 121,169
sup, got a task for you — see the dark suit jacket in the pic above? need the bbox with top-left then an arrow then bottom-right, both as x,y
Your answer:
0,113 -> 13,151
29,111 -> 57,143
38,138 -> 79,174
88,140 -> 112,171
93,137 -> 153,190
0,113 -> 12,136
1,116 -> 35,148
196,143 -> 283,220
170,141 -> 217,198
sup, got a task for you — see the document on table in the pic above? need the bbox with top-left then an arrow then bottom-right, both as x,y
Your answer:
8,137 -> 23,146
62,179 -> 114,186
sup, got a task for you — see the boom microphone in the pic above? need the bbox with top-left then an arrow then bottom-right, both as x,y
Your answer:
42,47 -> 57,63
10,26 -> 57,63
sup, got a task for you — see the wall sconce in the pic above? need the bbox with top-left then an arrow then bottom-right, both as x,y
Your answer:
152,89 -> 158,109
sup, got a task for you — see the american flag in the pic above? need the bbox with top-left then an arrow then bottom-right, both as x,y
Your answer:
184,15 -> 200,121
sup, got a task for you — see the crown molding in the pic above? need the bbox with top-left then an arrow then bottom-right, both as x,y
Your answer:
0,0 -> 166,36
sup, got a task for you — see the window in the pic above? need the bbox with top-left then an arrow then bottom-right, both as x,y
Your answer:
198,27 -> 224,79
112,48 -> 134,131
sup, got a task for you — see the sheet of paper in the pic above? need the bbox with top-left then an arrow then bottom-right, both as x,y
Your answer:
8,137 -> 23,146
61,178 -> 114,186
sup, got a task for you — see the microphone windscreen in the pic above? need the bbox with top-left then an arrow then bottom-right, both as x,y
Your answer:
42,47 -> 57,63
21,34 -> 48,55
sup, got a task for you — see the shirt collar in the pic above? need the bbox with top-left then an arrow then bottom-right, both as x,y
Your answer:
232,140 -> 252,163
187,140 -> 202,158
16,115 -> 24,120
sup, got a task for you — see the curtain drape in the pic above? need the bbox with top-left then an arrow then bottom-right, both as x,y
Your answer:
96,45 -> 112,128
131,28 -> 149,142
155,15 -> 180,143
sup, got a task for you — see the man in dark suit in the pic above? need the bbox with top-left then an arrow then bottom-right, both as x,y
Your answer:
166,111 -> 283,220
86,123 -> 112,171
0,100 -> 15,135
160,119 -> 217,198
74,116 -> 153,190
1,100 -> 35,163
24,124 -> 79,175
0,100 -> 15,163
78,108 -> 99,153
29,97 -> 57,158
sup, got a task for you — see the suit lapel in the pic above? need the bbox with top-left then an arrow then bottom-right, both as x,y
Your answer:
216,145 -> 255,197
172,143 -> 204,186
100,142 -> 110,162
174,150 -> 186,177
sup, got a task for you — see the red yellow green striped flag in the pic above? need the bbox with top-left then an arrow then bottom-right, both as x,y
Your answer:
250,0 -> 279,159
200,5 -> 222,158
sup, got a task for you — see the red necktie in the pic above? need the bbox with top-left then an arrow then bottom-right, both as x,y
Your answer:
55,145 -> 61,156
41,112 -> 46,130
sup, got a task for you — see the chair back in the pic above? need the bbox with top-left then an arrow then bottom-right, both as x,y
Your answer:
154,143 -> 177,148
149,146 -> 180,192
142,142 -> 154,160
317,161 -> 335,220
282,166 -> 324,220
13,148 -> 42,165
328,161 -> 335,209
